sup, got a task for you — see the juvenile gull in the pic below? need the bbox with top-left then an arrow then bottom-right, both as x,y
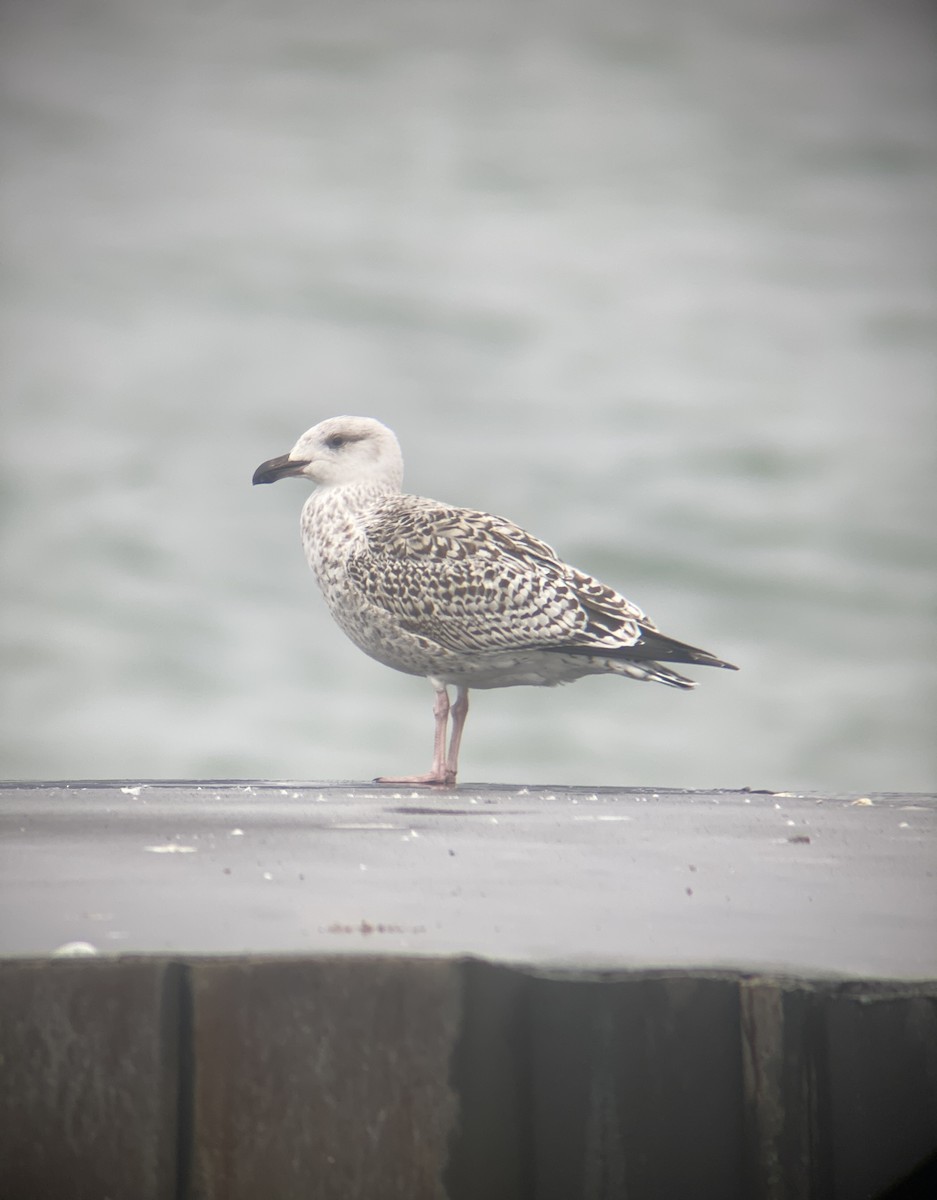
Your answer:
253,416 -> 738,785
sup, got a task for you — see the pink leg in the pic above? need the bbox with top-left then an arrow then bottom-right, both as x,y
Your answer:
445,687 -> 470,782
375,682 -> 457,786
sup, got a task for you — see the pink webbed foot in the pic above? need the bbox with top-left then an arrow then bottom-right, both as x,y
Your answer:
373,770 -> 457,787
373,684 -> 469,788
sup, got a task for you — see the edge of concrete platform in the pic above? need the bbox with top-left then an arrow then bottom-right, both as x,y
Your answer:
5,777 -> 935,795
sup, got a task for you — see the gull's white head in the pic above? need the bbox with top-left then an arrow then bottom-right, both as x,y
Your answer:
252,416 -> 404,490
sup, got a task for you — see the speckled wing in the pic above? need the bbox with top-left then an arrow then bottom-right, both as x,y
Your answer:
344,496 -> 651,657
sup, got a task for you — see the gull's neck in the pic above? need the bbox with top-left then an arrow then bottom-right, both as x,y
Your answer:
315,475 -> 400,506
303,476 -> 400,539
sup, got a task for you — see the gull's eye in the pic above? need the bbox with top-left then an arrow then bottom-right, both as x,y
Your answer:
325,434 -> 346,451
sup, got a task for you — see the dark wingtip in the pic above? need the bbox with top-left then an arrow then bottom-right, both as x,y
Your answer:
696,654 -> 740,672
626,628 -> 739,672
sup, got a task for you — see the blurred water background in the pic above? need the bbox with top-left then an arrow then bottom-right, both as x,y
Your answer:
1,0 -> 935,791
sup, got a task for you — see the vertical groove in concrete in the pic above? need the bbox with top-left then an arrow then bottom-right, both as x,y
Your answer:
740,978 -> 831,1200
172,962 -> 195,1200
741,979 -> 785,1199
444,959 -> 534,1200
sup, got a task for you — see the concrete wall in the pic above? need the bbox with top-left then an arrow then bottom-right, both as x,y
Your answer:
1,957 -> 935,1200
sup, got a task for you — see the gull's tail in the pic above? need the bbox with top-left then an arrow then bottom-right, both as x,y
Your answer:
551,628 -> 738,690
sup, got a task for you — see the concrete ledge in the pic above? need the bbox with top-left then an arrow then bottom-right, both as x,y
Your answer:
2,781 -> 935,976
1,782 -> 935,1197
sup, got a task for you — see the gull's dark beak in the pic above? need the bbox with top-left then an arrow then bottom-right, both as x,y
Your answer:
252,454 -> 309,485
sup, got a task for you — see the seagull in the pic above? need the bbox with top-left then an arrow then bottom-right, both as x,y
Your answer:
253,416 -> 737,785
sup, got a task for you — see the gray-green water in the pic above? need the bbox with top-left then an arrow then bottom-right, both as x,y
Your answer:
2,0 -> 935,790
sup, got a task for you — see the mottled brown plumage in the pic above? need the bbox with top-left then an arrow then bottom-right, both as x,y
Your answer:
253,416 -> 737,784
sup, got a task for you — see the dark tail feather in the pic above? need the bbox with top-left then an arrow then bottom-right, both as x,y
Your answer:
629,629 -> 739,671
625,660 -> 697,690
554,629 -> 738,672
